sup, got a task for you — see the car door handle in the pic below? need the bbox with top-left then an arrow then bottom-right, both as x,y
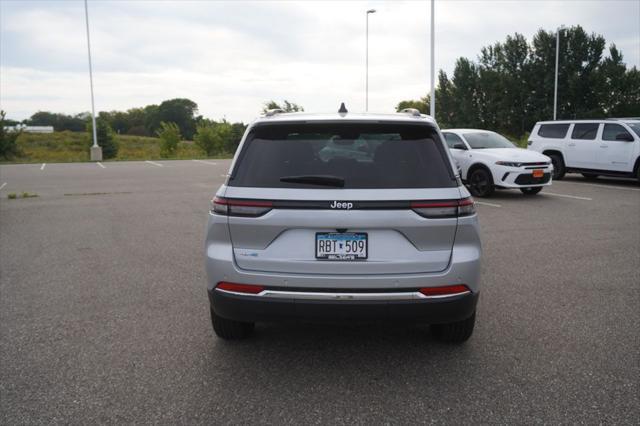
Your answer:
568,143 -> 576,147
600,145 -> 607,148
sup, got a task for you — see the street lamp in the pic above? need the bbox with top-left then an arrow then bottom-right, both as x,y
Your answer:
430,0 -> 435,117
365,9 -> 376,112
84,0 -> 102,161
553,25 -> 565,121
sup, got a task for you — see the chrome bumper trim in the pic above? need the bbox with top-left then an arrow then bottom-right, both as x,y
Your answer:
215,288 -> 471,301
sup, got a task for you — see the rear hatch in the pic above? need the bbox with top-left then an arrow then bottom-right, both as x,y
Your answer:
219,121 -> 465,275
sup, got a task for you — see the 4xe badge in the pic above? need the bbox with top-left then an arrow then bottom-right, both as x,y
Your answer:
330,201 -> 353,209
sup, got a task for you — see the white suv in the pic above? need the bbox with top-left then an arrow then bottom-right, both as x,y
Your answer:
528,119 -> 640,182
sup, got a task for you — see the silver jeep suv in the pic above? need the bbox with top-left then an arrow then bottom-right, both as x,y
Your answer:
205,107 -> 482,343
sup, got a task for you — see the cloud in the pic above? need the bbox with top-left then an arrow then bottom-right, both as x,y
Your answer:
1,0 -> 638,122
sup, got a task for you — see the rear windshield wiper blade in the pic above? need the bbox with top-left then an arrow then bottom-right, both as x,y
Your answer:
279,175 -> 345,187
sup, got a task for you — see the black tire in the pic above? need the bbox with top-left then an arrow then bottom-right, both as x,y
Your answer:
520,186 -> 543,195
210,308 -> 254,340
467,168 -> 495,197
432,312 -> 476,344
548,153 -> 565,180
581,173 -> 598,180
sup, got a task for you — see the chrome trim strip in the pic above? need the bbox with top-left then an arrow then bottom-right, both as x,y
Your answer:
214,288 -> 471,301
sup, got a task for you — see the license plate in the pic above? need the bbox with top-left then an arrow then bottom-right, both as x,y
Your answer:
315,232 -> 368,260
532,169 -> 544,178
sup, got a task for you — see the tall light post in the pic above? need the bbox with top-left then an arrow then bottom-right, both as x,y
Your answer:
553,25 -> 565,121
365,9 -> 376,112
430,0 -> 435,117
84,0 -> 102,161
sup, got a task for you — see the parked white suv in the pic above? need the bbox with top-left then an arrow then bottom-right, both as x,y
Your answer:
528,119 -> 640,182
442,129 -> 552,197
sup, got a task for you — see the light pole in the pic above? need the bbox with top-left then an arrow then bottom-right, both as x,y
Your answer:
366,9 -> 376,112
84,0 -> 102,161
553,26 -> 565,121
430,0 -> 435,117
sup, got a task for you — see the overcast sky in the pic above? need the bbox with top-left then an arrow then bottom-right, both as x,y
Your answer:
1,0 -> 639,123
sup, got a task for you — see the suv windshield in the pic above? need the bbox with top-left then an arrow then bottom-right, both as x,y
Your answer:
464,132 -> 515,149
230,122 -> 456,189
625,122 -> 640,138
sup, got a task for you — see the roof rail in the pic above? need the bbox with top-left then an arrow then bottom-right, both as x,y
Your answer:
264,108 -> 285,117
399,108 -> 421,117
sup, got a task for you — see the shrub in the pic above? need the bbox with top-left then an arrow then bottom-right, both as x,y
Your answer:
156,121 -> 181,157
194,123 -> 228,156
87,118 -> 118,159
0,110 -> 21,159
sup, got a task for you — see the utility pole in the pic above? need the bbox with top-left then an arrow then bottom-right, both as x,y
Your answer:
85,0 -> 102,161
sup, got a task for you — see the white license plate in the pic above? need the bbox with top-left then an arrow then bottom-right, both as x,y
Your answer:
315,232 -> 368,260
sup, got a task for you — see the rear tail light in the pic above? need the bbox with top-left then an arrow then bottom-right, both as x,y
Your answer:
216,282 -> 265,294
211,197 -> 273,217
411,197 -> 475,218
419,284 -> 470,297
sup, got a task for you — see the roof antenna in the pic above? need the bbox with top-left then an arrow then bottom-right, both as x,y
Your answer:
338,102 -> 348,114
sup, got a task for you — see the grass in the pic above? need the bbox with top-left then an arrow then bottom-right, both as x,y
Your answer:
7,192 -> 38,199
2,131 -> 232,163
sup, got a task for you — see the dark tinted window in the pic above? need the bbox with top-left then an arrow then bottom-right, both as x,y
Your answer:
443,132 -> 465,149
538,124 -> 570,139
571,123 -> 599,140
626,122 -> 640,138
230,123 -> 456,189
464,132 -> 515,149
602,123 -> 632,141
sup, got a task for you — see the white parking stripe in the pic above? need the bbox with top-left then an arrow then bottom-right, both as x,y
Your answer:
40,163 -> 46,170
0,182 -> 6,191
544,192 -> 592,201
97,162 -> 106,169
192,159 -> 218,165
475,201 -> 502,208
145,160 -> 164,167
555,181 -> 640,192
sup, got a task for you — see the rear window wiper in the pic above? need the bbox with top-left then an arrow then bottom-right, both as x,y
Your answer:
279,175 -> 345,188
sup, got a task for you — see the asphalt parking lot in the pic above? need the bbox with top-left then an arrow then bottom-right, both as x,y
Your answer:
1,160 -> 639,424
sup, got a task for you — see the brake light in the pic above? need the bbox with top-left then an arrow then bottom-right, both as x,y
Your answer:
216,282 -> 265,294
411,197 -> 475,218
419,284 -> 470,297
211,197 -> 273,217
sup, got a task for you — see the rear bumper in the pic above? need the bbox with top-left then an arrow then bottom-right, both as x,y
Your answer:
208,287 -> 479,324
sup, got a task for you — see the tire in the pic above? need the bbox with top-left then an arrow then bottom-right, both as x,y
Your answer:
548,153 -> 565,180
581,173 -> 598,180
210,308 -> 254,340
467,168 -> 495,197
432,312 -> 476,344
520,186 -> 543,195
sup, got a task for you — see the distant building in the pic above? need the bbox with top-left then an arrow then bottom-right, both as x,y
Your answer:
3,125 -> 54,133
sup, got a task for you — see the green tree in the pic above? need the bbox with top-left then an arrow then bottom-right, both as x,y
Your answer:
0,111 -> 21,159
147,99 -> 198,140
87,118 -> 118,159
194,123 -> 223,156
156,121 -> 181,157
262,100 -> 304,113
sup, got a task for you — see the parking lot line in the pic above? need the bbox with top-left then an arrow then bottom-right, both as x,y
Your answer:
544,192 -> 592,201
97,162 -> 106,169
0,182 -> 6,191
145,160 -> 164,167
475,201 -> 502,208
40,163 -> 46,170
192,159 -> 218,165
555,180 -> 640,192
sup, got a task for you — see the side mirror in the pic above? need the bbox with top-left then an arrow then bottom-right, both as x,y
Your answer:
615,132 -> 634,142
453,143 -> 467,150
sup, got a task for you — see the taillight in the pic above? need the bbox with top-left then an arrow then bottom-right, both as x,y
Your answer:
211,197 -> 273,217
419,284 -> 470,297
216,282 -> 265,294
411,197 -> 475,218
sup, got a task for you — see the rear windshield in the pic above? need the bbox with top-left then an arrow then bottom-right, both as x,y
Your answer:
229,122 -> 456,189
538,123 -> 570,139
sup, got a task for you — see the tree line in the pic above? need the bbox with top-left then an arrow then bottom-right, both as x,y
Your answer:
398,25 -> 639,140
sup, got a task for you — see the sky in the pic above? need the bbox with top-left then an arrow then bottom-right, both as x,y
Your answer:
1,0 -> 639,123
